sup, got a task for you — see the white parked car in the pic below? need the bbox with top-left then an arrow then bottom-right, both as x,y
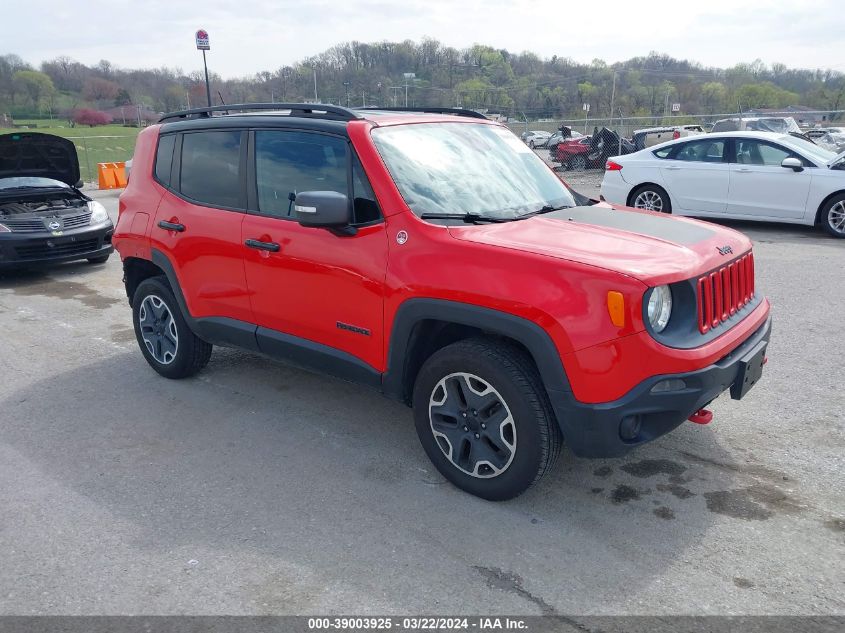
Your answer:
600,131 -> 845,237
520,130 -> 552,149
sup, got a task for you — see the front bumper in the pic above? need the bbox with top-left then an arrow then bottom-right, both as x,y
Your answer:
552,315 -> 772,458
0,222 -> 114,268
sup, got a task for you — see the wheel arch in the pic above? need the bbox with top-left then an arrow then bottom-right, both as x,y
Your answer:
814,189 -> 845,225
383,299 -> 572,407
123,256 -> 167,305
626,182 -> 669,207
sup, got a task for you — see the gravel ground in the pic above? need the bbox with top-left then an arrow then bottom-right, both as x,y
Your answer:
0,188 -> 842,616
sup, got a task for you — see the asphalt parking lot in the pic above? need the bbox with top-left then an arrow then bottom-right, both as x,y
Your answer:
0,185 -> 843,616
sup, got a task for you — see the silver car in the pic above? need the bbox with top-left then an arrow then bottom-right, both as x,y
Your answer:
520,130 -> 552,149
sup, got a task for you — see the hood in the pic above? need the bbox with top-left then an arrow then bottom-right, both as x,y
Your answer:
447,205 -> 752,286
826,149 -> 845,168
0,133 -> 81,187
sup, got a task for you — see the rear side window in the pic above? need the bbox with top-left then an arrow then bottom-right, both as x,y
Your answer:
154,134 -> 175,186
673,139 -> 725,163
180,131 -> 242,208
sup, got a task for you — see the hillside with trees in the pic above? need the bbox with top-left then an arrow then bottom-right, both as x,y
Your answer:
2,40 -> 843,123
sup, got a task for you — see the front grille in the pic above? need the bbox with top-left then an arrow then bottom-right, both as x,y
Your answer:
14,238 -> 100,261
1,210 -> 92,232
697,253 -> 755,334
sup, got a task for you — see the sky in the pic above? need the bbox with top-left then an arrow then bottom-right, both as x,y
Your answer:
8,0 -> 845,78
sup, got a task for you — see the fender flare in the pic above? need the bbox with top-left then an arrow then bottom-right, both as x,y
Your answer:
382,298 -> 572,403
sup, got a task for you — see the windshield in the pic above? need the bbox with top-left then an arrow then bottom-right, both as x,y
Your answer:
371,123 -> 576,219
0,176 -> 69,190
782,135 -> 838,164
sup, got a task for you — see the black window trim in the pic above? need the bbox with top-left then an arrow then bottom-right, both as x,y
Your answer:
246,127 -> 384,227
152,132 -> 177,188
170,129 -> 249,213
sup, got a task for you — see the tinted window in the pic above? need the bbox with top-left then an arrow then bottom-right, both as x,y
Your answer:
735,140 -> 793,166
154,134 -> 175,186
653,147 -> 672,159
180,131 -> 242,208
255,131 -> 348,218
673,139 -> 725,163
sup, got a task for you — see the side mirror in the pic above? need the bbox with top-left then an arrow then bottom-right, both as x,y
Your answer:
781,157 -> 804,172
74,179 -> 84,188
294,191 -> 354,234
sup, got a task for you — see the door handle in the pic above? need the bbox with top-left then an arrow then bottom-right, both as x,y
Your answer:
665,166 -> 682,170
736,168 -> 752,173
245,238 -> 280,253
158,220 -> 185,232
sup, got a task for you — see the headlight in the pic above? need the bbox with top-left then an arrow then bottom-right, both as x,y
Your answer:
647,285 -> 673,332
88,201 -> 110,225
0,223 -> 10,233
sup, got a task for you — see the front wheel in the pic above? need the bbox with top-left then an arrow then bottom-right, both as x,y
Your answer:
570,154 -> 587,171
412,338 -> 562,501
820,195 -> 845,238
528,140 -> 535,149
132,276 -> 212,379
630,184 -> 672,213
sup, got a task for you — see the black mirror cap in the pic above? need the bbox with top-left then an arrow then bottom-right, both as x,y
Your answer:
74,179 -> 84,189
294,191 -> 352,228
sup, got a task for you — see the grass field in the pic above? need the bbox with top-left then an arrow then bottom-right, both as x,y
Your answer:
2,121 -> 141,183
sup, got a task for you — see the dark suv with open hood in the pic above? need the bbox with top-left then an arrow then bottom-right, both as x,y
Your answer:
0,132 -> 114,268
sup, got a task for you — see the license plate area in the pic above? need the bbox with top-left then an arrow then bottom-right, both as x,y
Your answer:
730,341 -> 767,400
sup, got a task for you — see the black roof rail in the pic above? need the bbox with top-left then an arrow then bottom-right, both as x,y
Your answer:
159,103 -> 363,123
357,106 -> 488,120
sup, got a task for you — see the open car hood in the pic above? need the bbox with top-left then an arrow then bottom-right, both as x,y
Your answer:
826,150 -> 845,168
0,132 -> 81,187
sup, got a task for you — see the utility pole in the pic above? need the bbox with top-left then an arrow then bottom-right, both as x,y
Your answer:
403,73 -> 415,107
314,69 -> 318,102
343,81 -> 351,107
609,72 -> 617,120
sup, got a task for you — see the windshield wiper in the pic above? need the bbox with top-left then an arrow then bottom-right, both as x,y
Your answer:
516,204 -> 571,219
420,212 -> 513,224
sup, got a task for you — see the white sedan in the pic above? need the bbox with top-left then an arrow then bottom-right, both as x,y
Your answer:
600,131 -> 845,237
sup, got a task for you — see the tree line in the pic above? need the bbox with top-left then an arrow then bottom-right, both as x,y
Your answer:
2,39 -> 844,123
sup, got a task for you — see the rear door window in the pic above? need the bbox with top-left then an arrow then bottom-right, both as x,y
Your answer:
154,134 -> 176,186
179,131 -> 243,208
672,139 -> 725,163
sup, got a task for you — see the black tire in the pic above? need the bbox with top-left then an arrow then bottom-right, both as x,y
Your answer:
131,276 -> 212,379
87,254 -> 111,264
528,139 -> 535,149
412,338 -> 562,501
570,154 -> 587,171
629,184 -> 672,214
819,193 -> 845,238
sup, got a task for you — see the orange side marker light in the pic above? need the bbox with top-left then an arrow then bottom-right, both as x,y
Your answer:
607,291 -> 625,327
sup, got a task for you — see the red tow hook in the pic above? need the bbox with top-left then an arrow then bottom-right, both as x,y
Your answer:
688,408 -> 713,425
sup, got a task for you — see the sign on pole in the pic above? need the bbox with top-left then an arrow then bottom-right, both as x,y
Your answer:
582,103 -> 590,111
671,103 -> 681,112
195,29 -> 210,50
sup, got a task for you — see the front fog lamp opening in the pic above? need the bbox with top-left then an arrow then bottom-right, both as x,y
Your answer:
647,285 -> 673,332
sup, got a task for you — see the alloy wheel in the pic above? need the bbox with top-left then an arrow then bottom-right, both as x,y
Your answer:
828,201 -> 845,235
634,190 -> 664,212
428,372 -> 516,478
139,294 -> 179,365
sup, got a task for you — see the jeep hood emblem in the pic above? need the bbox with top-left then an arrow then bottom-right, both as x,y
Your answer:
717,245 -> 733,255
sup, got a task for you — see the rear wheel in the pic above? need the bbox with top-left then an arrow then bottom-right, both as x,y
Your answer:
630,184 -> 672,213
528,139 -> 536,149
412,338 -> 562,501
820,195 -> 845,238
570,154 -> 587,171
132,276 -> 212,379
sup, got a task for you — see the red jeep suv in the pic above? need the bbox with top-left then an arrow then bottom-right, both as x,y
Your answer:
114,104 -> 771,500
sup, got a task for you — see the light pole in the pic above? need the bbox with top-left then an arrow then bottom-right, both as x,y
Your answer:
403,72 -> 415,107
343,81 -> 351,107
